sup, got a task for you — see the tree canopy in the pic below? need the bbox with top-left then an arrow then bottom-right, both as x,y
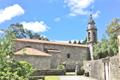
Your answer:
93,18 -> 120,59
0,28 -> 34,80
10,23 -> 49,41
106,18 -> 120,35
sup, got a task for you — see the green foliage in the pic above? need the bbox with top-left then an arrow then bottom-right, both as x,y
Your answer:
17,61 -> 35,78
73,40 -> 77,44
78,41 -> 81,44
10,23 -> 26,38
57,64 -> 65,70
69,40 -> 72,44
0,29 -> 34,80
106,18 -> 120,35
0,28 -> 15,59
0,60 -> 34,80
68,40 -> 81,44
93,18 -> 120,59
10,23 -> 49,41
82,37 -> 87,44
77,67 -> 85,75
93,38 -> 109,59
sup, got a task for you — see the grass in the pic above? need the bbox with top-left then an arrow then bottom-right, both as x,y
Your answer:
45,76 -> 60,80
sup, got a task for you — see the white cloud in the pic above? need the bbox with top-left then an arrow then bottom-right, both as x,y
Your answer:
92,10 -> 101,18
54,17 -> 61,22
0,30 -> 4,34
0,4 -> 24,23
64,0 -> 95,16
21,21 -> 49,33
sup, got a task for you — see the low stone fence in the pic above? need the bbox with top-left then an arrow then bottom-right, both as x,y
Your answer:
31,69 -> 66,76
65,61 -> 82,72
83,55 -> 120,80
83,59 -> 104,80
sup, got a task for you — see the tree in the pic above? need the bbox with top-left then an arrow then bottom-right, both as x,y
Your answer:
78,40 -> 81,44
106,18 -> 120,35
10,23 -> 49,41
93,38 -> 109,59
73,40 -> 77,44
93,18 -> 120,59
106,18 -> 119,55
69,40 -> 72,44
10,23 -> 27,38
0,28 -> 34,80
82,37 -> 87,44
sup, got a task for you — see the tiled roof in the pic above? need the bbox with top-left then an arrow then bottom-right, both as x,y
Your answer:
14,47 -> 51,57
15,39 -> 88,48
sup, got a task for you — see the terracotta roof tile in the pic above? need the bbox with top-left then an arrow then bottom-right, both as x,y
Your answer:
14,47 -> 51,57
15,39 -> 88,48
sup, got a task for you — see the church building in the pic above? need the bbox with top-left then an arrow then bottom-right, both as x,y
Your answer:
14,14 -> 97,70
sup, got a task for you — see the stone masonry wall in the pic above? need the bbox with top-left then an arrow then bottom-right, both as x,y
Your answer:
14,55 -> 51,70
44,44 -> 90,69
15,41 -> 90,70
109,56 -> 120,80
83,59 -> 104,80
84,55 -> 120,80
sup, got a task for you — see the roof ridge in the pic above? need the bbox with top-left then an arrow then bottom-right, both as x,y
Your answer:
15,39 -> 88,48
14,47 -> 51,56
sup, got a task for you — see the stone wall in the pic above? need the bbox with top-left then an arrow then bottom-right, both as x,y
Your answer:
83,56 -> 120,80
118,35 -> 120,56
109,56 -> 120,80
44,44 -> 90,69
15,40 -> 90,70
14,55 -> 51,70
83,59 -> 104,80
31,69 -> 66,76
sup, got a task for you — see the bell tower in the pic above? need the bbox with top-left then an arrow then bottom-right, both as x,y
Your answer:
87,14 -> 97,44
87,14 -> 97,60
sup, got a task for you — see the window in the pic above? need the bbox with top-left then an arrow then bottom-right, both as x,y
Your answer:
93,32 -> 96,41
67,53 -> 70,58
88,32 -> 90,41
43,48 -> 48,53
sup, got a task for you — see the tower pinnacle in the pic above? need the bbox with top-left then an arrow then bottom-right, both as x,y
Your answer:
87,14 -> 97,44
88,14 -> 95,24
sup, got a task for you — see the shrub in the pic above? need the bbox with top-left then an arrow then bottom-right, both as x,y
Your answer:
0,28 -> 35,80
77,67 -> 85,75
57,64 -> 65,70
0,60 -> 35,80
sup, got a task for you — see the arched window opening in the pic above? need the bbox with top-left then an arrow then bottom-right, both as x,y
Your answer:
67,53 -> 70,58
88,32 -> 90,41
93,32 -> 96,41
